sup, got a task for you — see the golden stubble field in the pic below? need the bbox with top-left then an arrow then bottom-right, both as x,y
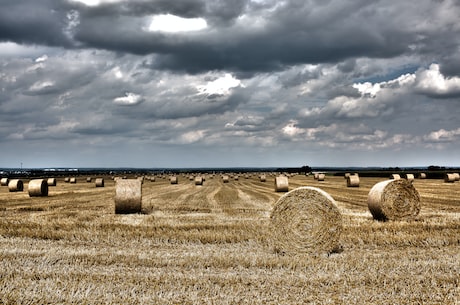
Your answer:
0,174 -> 458,304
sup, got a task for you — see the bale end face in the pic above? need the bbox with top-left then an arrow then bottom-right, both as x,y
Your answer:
270,186 -> 342,255
114,179 -> 142,214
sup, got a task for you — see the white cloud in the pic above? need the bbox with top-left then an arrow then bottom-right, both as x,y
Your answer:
197,73 -> 242,96
424,128 -> 460,142
415,63 -> 460,97
179,130 -> 206,144
147,14 -> 208,33
35,55 -> 48,63
70,0 -> 123,6
29,81 -> 55,92
113,92 -> 142,105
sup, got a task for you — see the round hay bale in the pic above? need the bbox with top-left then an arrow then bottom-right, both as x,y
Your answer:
317,173 -> 325,181
418,173 -> 426,179
222,175 -> 229,183
195,176 -> 203,185
313,173 -> 319,180
64,177 -> 70,183
274,176 -> 289,192
444,173 -> 456,183
86,177 -> 92,182
367,179 -> 420,221
8,179 -> 24,192
260,174 -> 266,182
453,173 -> 460,181
390,174 -> 401,180
344,173 -> 351,179
234,176 -> 239,181
28,179 -> 49,197
70,177 -> 77,184
114,179 -> 142,214
346,175 -> 360,187
47,178 -> 57,186
1,178 -> 9,186
270,186 -> 342,255
95,178 -> 104,187
405,174 -> 415,183
170,176 -> 178,184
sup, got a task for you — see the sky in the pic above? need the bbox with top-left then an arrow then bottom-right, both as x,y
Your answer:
0,0 -> 459,168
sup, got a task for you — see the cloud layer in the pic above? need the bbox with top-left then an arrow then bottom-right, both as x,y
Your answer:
1,0 -> 459,167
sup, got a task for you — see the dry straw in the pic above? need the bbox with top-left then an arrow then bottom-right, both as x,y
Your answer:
367,179 -> 420,221
270,186 -> 342,255
28,179 -> 49,197
8,179 -> 23,192
47,178 -> 57,186
114,179 -> 142,214
0,178 -> 9,186
346,174 -> 360,187
274,176 -> 289,192
95,178 -> 104,187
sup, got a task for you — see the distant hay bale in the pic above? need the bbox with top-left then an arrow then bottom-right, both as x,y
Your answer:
270,186 -> 342,255
313,173 -> 319,180
64,177 -> 70,183
8,179 -> 23,192
367,179 -> 420,221
405,174 -> 415,183
47,178 -> 57,186
70,177 -> 77,184
418,173 -> 427,179
260,174 -> 266,182
390,174 -> 401,180
86,177 -> 92,182
222,175 -> 229,183
114,179 -> 142,214
28,179 -> 49,197
317,173 -> 325,181
170,176 -> 178,184
1,178 -> 9,186
234,176 -> 239,181
195,176 -> 203,185
95,178 -> 104,187
274,176 -> 289,192
444,173 -> 456,183
346,175 -> 360,187
453,173 -> 460,181
344,173 -> 351,179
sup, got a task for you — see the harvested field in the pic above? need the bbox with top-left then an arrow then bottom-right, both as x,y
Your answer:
0,175 -> 458,304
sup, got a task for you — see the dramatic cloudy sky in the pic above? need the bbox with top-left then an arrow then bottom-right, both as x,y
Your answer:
1,0 -> 459,168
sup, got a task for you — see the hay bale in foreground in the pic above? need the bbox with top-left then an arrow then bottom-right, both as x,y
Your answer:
274,176 -> 289,192
270,186 -> 342,255
114,179 -> 142,214
346,175 -> 360,187
28,179 -> 49,197
95,178 -> 104,187
8,179 -> 23,192
367,179 -> 420,221
47,178 -> 57,186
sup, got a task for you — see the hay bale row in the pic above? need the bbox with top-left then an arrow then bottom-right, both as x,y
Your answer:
367,179 -> 420,221
270,186 -> 342,254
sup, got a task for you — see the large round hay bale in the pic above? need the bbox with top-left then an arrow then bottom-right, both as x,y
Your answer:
95,178 -> 104,187
270,186 -> 342,255
114,179 -> 142,214
8,179 -> 23,192
64,177 -> 70,183
444,173 -> 456,183
317,173 -> 325,181
418,173 -> 426,179
405,174 -> 415,183
28,179 -> 49,197
367,179 -> 420,221
170,176 -> 178,184
195,176 -> 203,185
274,176 -> 289,192
453,173 -> 460,181
1,178 -> 9,186
346,175 -> 360,187
47,178 -> 57,186
344,173 -> 351,179
390,174 -> 401,180
70,177 -> 77,184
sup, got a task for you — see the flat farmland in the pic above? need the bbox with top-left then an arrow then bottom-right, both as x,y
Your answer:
0,175 -> 458,304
